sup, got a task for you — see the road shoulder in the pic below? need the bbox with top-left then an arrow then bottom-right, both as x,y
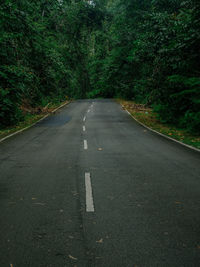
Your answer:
117,99 -> 200,152
0,100 -> 70,143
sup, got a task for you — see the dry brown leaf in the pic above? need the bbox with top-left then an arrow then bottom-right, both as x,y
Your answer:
68,255 -> 77,260
72,191 -> 78,196
96,238 -> 103,243
34,202 -> 46,206
98,148 -> 103,151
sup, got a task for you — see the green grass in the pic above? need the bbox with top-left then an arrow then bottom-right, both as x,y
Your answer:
0,114 -> 44,139
117,99 -> 200,150
0,100 -> 69,140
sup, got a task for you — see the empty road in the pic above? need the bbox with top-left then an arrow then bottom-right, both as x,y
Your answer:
0,99 -> 200,267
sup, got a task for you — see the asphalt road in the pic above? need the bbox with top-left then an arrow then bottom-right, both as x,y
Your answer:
0,99 -> 200,267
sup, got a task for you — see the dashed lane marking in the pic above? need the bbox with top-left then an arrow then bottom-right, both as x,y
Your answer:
85,172 -> 94,212
84,140 -> 88,150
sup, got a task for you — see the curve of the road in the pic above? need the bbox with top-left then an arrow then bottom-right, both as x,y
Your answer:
0,99 -> 200,267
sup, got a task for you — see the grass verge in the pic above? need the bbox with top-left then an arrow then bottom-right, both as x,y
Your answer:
0,100 -> 70,140
117,99 -> 200,150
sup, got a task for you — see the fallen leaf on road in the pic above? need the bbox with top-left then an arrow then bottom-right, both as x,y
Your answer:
32,198 -> 37,200
143,130 -> 147,132
175,201 -> 181,204
98,148 -> 103,151
10,264 -> 14,267
72,191 -> 79,196
96,238 -> 103,243
68,255 -> 77,260
34,202 -> 46,206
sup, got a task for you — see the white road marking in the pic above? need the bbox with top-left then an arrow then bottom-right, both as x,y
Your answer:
83,125 -> 86,131
84,140 -> 88,150
85,172 -> 94,212
0,101 -> 70,143
124,107 -> 200,153
126,110 -> 131,116
83,116 -> 86,121
88,109 -> 90,113
0,114 -> 47,143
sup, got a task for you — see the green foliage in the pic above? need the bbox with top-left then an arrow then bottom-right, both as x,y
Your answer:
0,0 -> 103,127
0,0 -> 199,133
87,0 -> 200,133
86,89 -> 102,99
0,87 -> 23,126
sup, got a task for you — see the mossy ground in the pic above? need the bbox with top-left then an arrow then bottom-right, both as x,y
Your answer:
117,99 -> 200,150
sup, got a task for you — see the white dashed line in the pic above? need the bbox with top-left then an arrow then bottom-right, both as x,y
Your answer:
83,126 -> 86,131
85,172 -> 94,212
84,140 -> 88,150
87,109 -> 90,113
83,116 -> 86,122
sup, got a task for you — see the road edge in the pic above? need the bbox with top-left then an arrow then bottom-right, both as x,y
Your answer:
124,108 -> 200,153
0,101 -> 70,144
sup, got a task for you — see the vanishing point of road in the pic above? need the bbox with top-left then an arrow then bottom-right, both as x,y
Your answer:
0,99 -> 200,267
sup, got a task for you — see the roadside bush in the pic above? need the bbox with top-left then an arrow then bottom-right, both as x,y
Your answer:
0,87 -> 23,127
180,111 -> 200,133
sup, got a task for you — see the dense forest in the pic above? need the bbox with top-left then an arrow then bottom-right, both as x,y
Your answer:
0,0 -> 200,133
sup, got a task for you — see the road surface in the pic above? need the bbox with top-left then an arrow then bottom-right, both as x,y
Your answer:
0,99 -> 200,267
